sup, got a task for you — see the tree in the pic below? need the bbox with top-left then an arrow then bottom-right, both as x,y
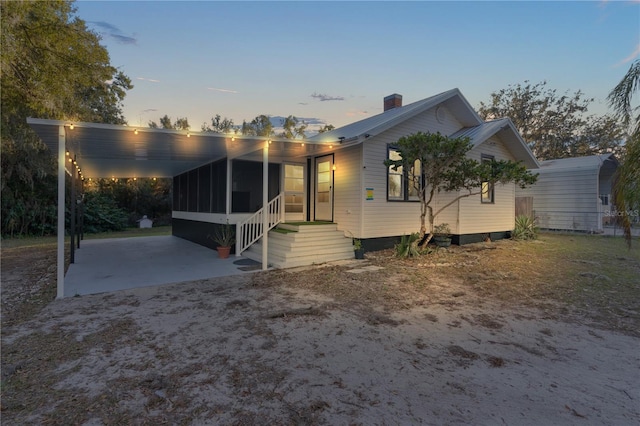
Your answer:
1,0 -> 133,237
281,115 -> 307,139
608,59 -> 640,246
201,114 -> 235,133
384,132 -> 537,251
148,115 -> 190,130
608,60 -> 640,136
317,124 -> 335,134
240,115 -> 273,137
478,81 -> 623,160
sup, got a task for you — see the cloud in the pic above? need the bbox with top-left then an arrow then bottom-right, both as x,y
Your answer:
615,43 -> 640,67
89,21 -> 138,45
345,110 -> 369,117
137,77 -> 161,83
298,102 -> 309,106
207,87 -> 239,94
311,92 -> 345,102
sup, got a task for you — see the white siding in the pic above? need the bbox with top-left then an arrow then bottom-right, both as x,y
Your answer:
333,145 -> 364,237
459,136 -> 517,234
361,106 -> 463,238
517,168 -> 600,231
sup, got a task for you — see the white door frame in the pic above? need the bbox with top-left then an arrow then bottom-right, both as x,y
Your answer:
314,154 -> 334,222
283,162 -> 306,222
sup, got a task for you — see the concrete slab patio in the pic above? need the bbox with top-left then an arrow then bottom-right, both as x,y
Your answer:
64,235 -> 260,297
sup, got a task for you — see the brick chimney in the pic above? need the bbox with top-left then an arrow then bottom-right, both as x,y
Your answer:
384,93 -> 402,111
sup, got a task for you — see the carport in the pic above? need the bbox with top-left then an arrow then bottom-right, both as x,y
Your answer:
63,235 -> 260,297
27,118 -> 332,298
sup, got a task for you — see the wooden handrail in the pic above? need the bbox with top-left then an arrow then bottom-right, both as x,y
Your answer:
235,193 -> 285,255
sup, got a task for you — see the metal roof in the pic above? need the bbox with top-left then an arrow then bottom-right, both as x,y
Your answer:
537,153 -> 618,172
450,118 -> 539,169
27,118 -> 333,178
308,88 -> 483,143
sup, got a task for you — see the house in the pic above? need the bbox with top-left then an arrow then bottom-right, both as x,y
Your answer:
170,88 -> 539,255
515,154 -> 618,232
28,88 -> 539,298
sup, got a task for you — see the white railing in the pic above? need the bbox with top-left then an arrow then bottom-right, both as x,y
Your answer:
236,193 -> 285,255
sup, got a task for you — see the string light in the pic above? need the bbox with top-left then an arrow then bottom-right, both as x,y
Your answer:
134,129 -> 139,135
69,124 -> 74,130
187,132 -> 191,138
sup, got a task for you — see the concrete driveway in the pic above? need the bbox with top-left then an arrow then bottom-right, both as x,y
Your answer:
64,235 -> 260,297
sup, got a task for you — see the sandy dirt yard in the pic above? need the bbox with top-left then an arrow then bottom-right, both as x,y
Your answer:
2,236 -> 639,425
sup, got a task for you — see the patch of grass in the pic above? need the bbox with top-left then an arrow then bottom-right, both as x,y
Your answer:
1,226 -> 172,249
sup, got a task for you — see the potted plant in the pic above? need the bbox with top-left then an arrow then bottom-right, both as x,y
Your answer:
432,223 -> 452,248
353,238 -> 365,259
208,221 -> 235,259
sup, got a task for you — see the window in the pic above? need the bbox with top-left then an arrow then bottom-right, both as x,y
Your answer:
481,154 -> 495,204
599,194 -> 609,206
387,146 -> 421,202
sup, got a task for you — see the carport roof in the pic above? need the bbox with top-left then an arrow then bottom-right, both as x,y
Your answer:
27,118 -> 334,178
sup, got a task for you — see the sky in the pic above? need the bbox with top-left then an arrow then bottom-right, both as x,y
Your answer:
74,0 -> 640,133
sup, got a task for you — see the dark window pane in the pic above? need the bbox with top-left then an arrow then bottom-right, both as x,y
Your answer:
188,169 -> 198,211
198,164 -> 211,212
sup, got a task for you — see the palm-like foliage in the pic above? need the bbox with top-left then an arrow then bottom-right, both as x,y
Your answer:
608,60 -> 640,246
608,60 -> 640,136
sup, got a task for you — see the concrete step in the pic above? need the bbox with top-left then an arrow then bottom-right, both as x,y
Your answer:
245,224 -> 355,268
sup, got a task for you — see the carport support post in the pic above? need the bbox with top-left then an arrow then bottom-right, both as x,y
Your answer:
262,143 -> 268,270
57,126 -> 66,299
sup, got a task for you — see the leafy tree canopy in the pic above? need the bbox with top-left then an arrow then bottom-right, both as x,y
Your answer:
1,0 -> 132,127
201,114 -> 236,133
316,124 -> 336,134
241,115 -> 274,137
280,115 -> 307,139
148,115 -> 190,130
384,131 -> 537,250
1,0 -> 132,237
478,81 -> 624,160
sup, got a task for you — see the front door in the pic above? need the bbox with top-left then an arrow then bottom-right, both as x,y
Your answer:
284,163 -> 305,221
314,155 -> 333,221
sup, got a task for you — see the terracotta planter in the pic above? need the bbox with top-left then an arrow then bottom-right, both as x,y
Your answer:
216,246 -> 231,259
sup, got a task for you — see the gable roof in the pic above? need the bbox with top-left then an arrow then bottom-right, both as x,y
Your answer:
450,118 -> 539,168
310,89 -> 538,168
308,88 -> 482,143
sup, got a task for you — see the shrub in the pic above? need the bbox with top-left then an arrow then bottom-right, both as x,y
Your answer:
83,192 -> 128,233
512,215 -> 538,240
395,233 -> 425,258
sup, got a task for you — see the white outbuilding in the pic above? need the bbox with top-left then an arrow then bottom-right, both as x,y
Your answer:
516,153 -> 618,233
